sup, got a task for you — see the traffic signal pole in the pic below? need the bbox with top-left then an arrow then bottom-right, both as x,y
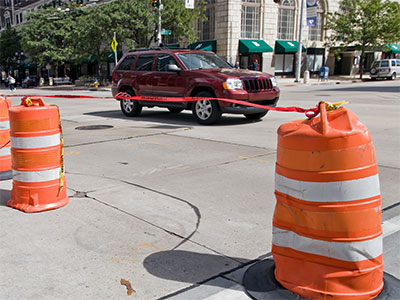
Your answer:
295,0 -> 305,82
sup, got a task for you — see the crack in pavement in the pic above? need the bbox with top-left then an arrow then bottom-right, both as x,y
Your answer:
67,177 -> 243,264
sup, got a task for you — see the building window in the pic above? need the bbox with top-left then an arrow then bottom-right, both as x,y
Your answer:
277,0 -> 295,40
4,0 -> 11,7
308,0 -> 324,41
198,0 -> 215,41
6,17 -> 11,28
20,13 -> 23,23
241,0 -> 261,39
16,14 -> 19,24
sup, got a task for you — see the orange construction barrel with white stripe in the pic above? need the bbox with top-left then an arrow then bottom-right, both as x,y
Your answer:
272,102 -> 383,299
0,97 -> 12,180
7,97 -> 69,212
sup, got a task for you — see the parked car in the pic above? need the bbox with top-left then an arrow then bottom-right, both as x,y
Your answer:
21,76 -> 38,88
111,49 -> 280,124
370,59 -> 400,80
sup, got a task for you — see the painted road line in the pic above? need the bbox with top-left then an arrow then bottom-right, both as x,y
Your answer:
202,285 -> 249,300
382,214 -> 400,238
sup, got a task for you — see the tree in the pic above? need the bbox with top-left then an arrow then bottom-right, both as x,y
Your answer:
19,0 -> 206,78
0,28 -> 23,73
325,0 -> 400,79
20,4 -> 79,76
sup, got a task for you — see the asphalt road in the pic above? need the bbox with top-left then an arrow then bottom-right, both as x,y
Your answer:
0,80 -> 399,300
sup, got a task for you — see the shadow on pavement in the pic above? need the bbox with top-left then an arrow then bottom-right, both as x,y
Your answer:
84,109 -> 263,127
319,85 -> 400,93
143,249 -> 250,286
0,189 -> 10,206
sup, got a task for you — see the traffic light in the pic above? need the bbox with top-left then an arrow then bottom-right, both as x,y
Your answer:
151,0 -> 160,9
75,0 -> 83,7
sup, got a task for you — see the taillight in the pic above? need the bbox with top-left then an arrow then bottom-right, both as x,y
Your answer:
389,68 -> 391,72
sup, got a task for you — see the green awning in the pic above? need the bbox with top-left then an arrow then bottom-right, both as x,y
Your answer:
188,40 -> 216,52
275,40 -> 306,54
384,44 -> 400,54
239,39 -> 273,53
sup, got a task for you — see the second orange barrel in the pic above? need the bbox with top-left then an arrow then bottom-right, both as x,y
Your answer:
272,103 -> 383,299
7,97 -> 69,212
0,97 -> 12,180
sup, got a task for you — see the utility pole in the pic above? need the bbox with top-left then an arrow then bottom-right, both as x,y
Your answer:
157,0 -> 163,46
295,0 -> 305,82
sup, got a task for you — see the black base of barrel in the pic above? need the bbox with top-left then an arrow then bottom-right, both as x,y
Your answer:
243,259 -> 400,300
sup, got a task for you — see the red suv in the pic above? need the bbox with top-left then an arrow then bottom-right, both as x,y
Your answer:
112,49 -> 280,124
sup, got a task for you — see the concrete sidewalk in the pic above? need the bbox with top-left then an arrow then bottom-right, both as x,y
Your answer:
32,75 -> 371,92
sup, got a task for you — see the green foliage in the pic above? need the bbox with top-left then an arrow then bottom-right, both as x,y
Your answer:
0,28 -> 23,71
12,0 -> 206,72
325,0 -> 400,49
325,0 -> 400,77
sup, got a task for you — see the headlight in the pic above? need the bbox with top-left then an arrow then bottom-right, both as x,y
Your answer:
223,78 -> 243,90
270,77 -> 277,87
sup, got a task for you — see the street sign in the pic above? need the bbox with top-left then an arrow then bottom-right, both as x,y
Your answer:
111,36 -> 118,52
185,0 -> 194,9
161,29 -> 172,35
306,0 -> 318,27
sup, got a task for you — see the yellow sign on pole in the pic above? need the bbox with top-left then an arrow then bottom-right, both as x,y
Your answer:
111,37 -> 118,52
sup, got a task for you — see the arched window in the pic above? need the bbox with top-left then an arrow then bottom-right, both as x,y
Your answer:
241,0 -> 261,39
308,0 -> 325,41
277,0 -> 296,40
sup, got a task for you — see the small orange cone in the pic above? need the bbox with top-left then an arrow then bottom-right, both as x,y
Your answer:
7,97 -> 69,212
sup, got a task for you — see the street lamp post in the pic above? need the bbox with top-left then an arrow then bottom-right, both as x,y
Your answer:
295,0 -> 305,82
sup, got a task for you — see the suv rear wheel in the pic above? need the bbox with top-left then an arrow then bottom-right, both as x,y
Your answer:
389,73 -> 396,80
120,90 -> 142,117
192,91 -> 221,125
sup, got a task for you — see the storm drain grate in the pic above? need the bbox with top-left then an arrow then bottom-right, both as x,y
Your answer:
75,125 -> 114,130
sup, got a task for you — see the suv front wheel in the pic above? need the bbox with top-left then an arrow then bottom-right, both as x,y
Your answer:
192,91 -> 221,125
120,90 -> 142,117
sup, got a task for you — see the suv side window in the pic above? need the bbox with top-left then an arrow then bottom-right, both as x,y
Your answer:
397,60 -> 400,66
157,54 -> 179,72
392,60 -> 396,67
118,55 -> 136,71
135,54 -> 154,71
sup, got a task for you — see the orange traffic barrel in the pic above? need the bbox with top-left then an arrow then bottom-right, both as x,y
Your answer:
7,97 -> 69,212
272,102 -> 383,299
0,97 -> 12,180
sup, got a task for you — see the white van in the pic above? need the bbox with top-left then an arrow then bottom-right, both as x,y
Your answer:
370,59 -> 400,80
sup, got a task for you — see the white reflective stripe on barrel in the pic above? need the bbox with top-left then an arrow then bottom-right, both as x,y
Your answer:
12,167 -> 61,182
10,133 -> 60,149
0,147 -> 11,156
273,227 -> 382,262
275,173 -> 380,202
0,120 -> 9,130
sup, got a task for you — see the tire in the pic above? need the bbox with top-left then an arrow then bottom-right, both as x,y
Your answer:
168,108 -> 184,113
389,73 -> 396,80
120,90 -> 142,117
244,111 -> 268,120
370,68 -> 377,75
192,91 -> 221,125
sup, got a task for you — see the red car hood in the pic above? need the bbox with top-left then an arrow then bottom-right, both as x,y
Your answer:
190,68 -> 274,80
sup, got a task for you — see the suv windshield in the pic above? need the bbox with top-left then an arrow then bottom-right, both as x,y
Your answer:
177,52 -> 232,70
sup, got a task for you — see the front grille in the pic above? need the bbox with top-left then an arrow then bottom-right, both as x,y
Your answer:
243,78 -> 273,92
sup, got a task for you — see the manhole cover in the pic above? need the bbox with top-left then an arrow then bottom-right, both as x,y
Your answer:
75,125 -> 114,130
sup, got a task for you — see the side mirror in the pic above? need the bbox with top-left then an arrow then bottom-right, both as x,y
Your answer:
166,64 -> 182,73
